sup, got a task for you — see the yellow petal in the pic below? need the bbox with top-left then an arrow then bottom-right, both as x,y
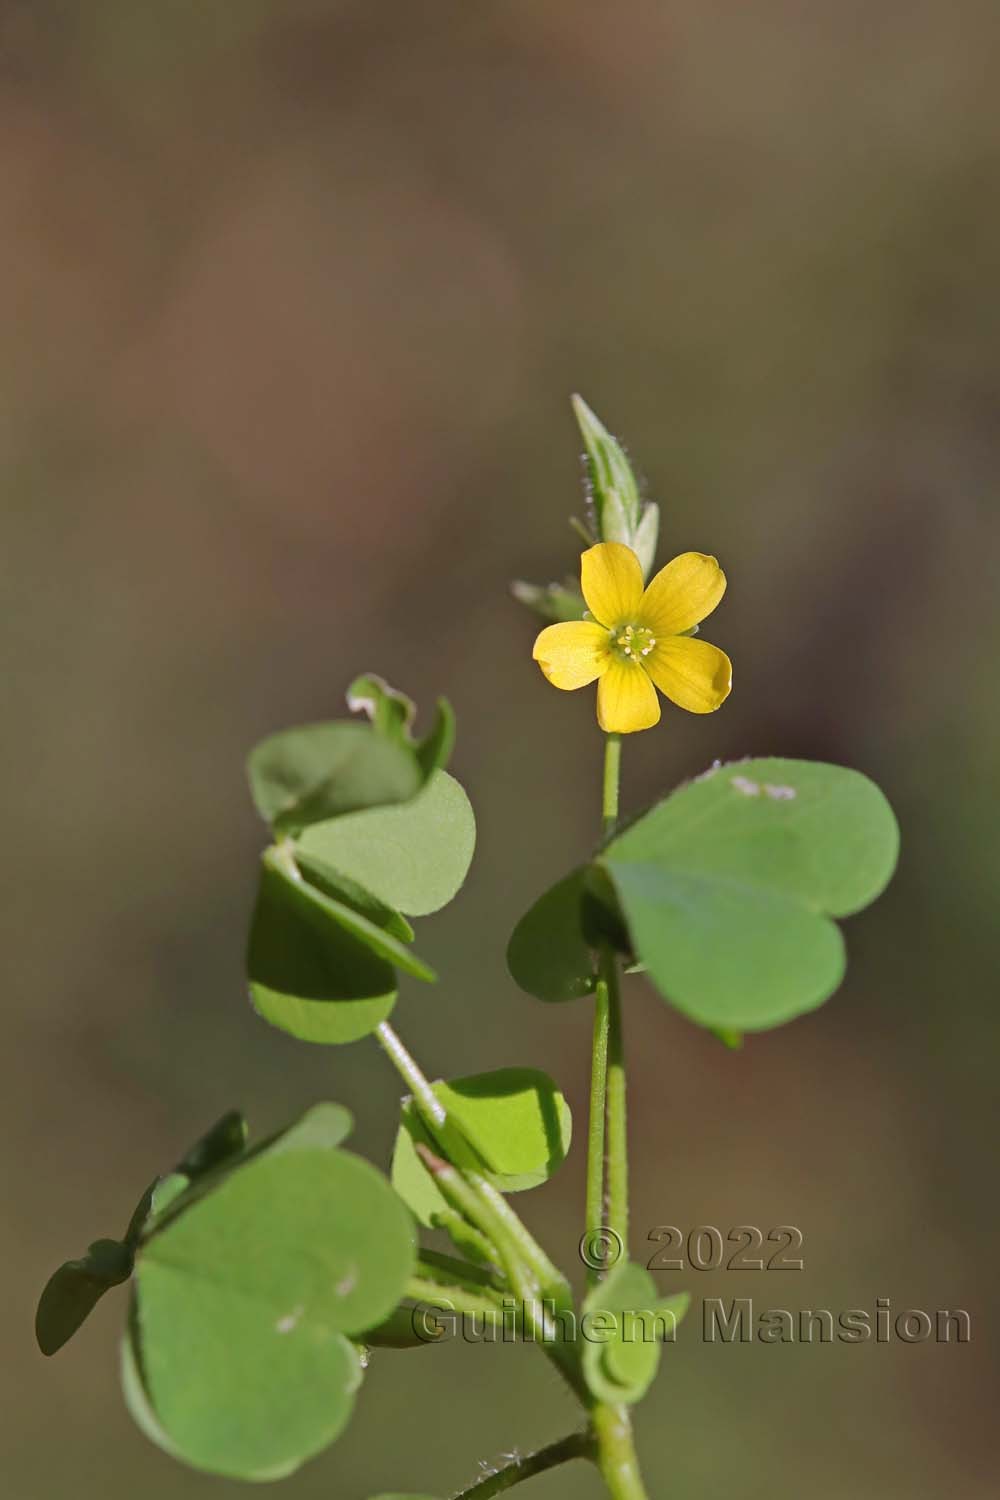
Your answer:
596,659 -> 661,733
639,552 -> 726,637
581,542 -> 644,629
645,636 -> 732,714
533,620 -> 611,690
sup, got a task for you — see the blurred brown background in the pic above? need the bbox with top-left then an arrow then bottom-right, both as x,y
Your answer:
5,3 -> 998,1496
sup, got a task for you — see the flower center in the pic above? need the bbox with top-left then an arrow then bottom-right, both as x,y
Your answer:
611,622 -> 656,663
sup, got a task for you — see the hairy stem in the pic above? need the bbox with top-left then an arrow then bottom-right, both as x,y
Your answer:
585,974 -> 610,1287
587,736 -> 647,1500
590,1405 -> 648,1500
404,1276 -> 507,1323
464,1172 -> 569,1300
448,1431 -> 595,1498
603,947 -> 629,1247
374,1019 -> 446,1127
373,1023 -> 567,1303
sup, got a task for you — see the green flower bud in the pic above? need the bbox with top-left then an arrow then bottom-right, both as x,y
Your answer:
511,579 -> 586,623
571,393 -> 641,536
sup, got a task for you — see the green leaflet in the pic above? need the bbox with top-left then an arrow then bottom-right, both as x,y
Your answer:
346,672 -> 455,780
36,1109 -> 253,1356
130,1145 -> 416,1479
297,771 -> 476,918
36,1238 -> 134,1357
247,675 -> 457,838
599,758 -> 899,1030
506,868 -> 596,1003
581,1261 -> 689,1405
247,721 -> 423,835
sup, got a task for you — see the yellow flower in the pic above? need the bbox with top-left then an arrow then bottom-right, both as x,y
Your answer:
532,542 -> 732,734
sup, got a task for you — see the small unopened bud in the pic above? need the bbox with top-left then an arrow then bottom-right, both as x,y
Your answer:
571,393 -> 642,537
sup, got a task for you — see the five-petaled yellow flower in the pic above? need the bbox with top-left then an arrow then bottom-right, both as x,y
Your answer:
533,542 -> 732,734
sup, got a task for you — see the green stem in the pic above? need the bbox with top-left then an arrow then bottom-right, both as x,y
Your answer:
603,947 -> 629,1247
449,1431 -> 595,1498
374,1023 -> 566,1301
405,1276 -> 507,1323
417,1147 -> 587,1400
585,976 -> 610,1288
602,732 -> 621,838
464,1172 -> 568,1299
590,1405 -> 648,1500
416,1250 -> 506,1297
374,1019 -> 446,1127
587,735 -> 647,1500
431,1207 -> 500,1268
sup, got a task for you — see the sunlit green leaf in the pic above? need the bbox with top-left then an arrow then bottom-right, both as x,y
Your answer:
600,759 -> 899,1030
391,1069 -> 571,1222
255,1100 -> 354,1158
390,1106 -> 446,1227
433,1069 -> 572,1191
297,771 -> 475,917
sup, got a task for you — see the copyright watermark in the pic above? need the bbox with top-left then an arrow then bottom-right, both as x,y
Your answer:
578,1224 -> 804,1271
410,1295 -> 682,1346
578,1227 -> 624,1271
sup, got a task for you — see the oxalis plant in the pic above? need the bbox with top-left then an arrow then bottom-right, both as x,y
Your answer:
36,397 -> 899,1499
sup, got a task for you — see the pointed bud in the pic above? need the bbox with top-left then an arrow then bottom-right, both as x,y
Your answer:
571,393 -> 641,536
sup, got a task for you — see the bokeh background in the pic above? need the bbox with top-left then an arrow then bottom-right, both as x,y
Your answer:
5,3 -> 999,1496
